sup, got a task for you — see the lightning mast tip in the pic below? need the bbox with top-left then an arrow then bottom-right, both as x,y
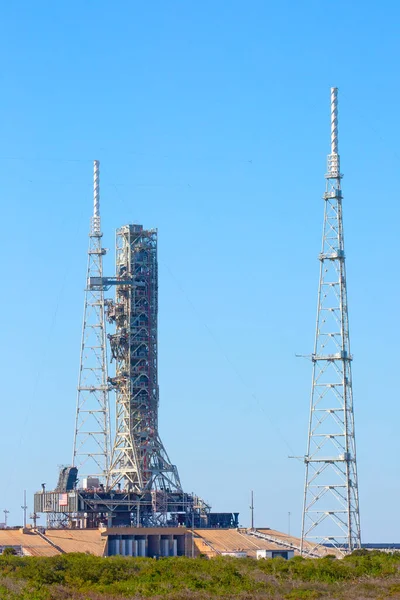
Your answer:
93,160 -> 101,234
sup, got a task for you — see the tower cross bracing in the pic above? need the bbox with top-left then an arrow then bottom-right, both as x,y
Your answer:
106,225 -> 182,498
72,160 -> 111,479
300,88 -> 361,556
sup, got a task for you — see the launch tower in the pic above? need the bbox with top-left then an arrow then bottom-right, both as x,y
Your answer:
106,225 -> 182,495
34,163 -> 238,530
300,88 -> 361,555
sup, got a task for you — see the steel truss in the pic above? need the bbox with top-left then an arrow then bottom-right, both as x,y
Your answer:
34,489 -> 211,529
106,225 -> 181,501
33,166 -> 239,531
46,512 -> 70,529
72,161 -> 111,480
301,88 -> 361,556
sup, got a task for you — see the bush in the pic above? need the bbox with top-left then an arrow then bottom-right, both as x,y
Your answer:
2,547 -> 18,556
0,551 -> 399,598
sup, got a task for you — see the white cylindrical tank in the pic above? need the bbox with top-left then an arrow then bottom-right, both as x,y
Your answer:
138,539 -> 146,557
126,539 -> 133,556
161,539 -> 169,557
133,540 -> 138,557
108,539 -> 117,556
172,539 -> 178,557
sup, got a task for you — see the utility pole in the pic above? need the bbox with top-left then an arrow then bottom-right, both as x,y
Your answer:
300,88 -> 361,557
21,491 -> 27,528
30,513 -> 38,529
250,491 -> 254,530
191,495 -> 195,558
288,512 -> 291,537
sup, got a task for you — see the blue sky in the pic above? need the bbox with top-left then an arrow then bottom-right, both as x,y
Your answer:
0,0 -> 399,541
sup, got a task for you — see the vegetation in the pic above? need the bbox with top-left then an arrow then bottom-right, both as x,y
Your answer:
0,551 -> 399,599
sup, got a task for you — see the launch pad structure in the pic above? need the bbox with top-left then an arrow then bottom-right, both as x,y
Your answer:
34,161 -> 238,531
34,88 -> 361,552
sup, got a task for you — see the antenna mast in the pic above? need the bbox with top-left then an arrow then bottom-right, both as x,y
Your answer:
21,490 -> 27,528
72,160 -> 111,480
250,490 -> 254,530
300,88 -> 361,556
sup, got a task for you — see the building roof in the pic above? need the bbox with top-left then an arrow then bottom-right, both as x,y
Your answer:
193,528 -> 299,558
44,529 -> 107,556
0,529 -> 60,557
0,526 -> 333,558
192,528 -> 338,558
256,529 -> 342,558
0,528 -> 106,557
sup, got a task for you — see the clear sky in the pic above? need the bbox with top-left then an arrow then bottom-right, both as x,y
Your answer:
0,1 -> 399,542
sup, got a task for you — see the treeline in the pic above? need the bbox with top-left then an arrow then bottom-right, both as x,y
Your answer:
0,550 -> 399,599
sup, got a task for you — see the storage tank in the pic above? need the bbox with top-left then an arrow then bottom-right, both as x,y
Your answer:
126,539 -> 133,556
108,538 -> 117,556
137,539 -> 146,557
121,539 -> 128,556
161,539 -> 169,557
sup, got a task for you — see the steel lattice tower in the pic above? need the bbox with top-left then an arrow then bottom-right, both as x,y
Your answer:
300,88 -> 361,556
106,225 -> 182,506
72,160 -> 111,480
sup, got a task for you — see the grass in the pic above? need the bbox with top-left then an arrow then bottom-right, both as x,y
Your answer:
0,550 -> 399,599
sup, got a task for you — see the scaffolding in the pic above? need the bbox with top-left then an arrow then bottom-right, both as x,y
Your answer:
34,166 -> 238,531
107,225 -> 182,504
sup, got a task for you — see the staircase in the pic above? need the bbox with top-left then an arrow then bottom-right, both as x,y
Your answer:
246,529 -> 320,558
35,530 -> 65,555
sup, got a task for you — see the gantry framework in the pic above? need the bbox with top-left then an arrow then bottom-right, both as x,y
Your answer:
72,161 -> 111,479
35,163 -> 239,530
106,225 -> 182,503
300,88 -> 361,556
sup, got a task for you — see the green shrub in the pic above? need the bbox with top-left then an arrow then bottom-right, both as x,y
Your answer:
1,548 -> 17,557
0,551 -> 400,598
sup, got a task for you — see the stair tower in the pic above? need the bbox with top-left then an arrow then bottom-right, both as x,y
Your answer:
106,225 -> 182,505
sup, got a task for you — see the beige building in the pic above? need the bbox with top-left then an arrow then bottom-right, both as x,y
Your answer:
0,526 -> 333,558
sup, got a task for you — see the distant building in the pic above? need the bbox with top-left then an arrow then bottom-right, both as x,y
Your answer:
0,527 -> 320,558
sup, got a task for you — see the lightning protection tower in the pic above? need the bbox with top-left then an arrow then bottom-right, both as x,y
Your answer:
300,88 -> 361,556
106,224 -> 182,516
72,160 -> 111,481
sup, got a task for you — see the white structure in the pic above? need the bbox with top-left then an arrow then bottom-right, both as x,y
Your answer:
300,88 -> 361,556
256,549 -> 294,560
82,477 -> 100,490
72,160 -> 111,479
106,225 -> 181,499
